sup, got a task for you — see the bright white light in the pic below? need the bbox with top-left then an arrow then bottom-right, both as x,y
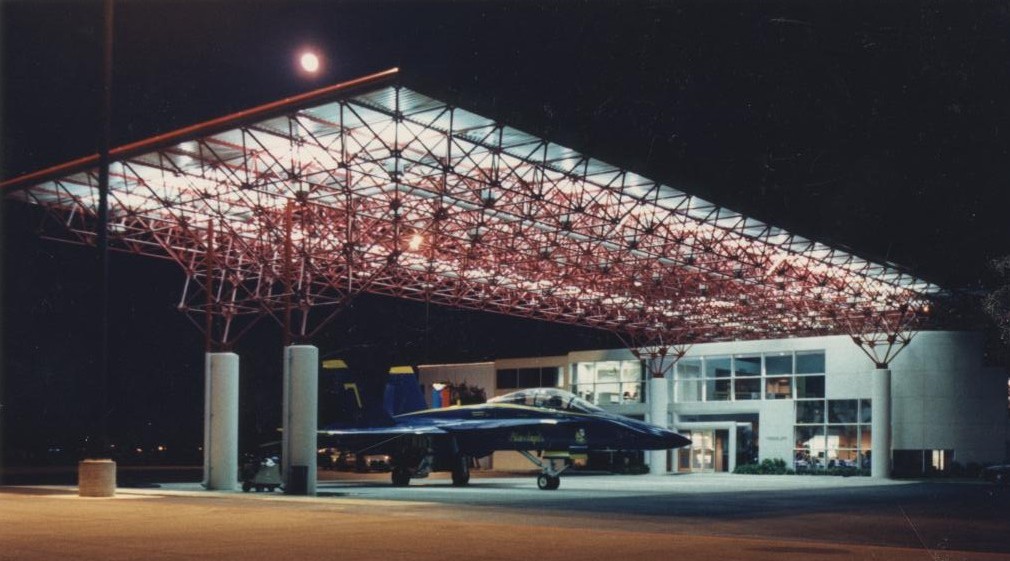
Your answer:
432,383 -> 446,391
408,233 -> 424,251
300,51 -> 320,73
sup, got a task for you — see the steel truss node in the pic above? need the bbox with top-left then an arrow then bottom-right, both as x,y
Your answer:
2,69 -> 940,348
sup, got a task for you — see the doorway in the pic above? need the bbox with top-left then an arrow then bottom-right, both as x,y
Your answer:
680,429 -> 730,472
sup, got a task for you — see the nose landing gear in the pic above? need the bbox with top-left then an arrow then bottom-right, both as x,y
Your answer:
519,450 -> 569,491
536,473 -> 560,490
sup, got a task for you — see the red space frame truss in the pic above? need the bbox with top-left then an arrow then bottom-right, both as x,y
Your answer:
3,70 -> 939,354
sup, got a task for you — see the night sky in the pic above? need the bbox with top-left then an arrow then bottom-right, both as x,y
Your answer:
2,1 -> 1009,459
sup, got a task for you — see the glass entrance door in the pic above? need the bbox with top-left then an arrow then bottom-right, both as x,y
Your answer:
689,430 -> 715,472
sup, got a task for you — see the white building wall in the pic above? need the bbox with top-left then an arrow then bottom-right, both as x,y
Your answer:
889,331 -> 1008,464
416,362 -> 495,408
757,401 -> 794,463
674,331 -> 1007,467
417,331 -> 1009,472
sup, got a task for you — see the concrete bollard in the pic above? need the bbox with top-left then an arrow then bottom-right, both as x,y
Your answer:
78,459 -> 116,497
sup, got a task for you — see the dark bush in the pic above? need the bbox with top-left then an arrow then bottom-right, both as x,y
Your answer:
733,459 -> 870,476
732,458 -> 795,475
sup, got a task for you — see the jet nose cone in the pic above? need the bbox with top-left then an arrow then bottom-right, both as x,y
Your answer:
667,431 -> 692,449
639,423 -> 692,449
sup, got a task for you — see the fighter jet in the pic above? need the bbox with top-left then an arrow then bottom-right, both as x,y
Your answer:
319,370 -> 691,490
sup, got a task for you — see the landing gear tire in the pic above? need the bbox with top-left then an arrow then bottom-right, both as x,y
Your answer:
242,482 -> 252,492
451,457 -> 471,486
537,473 -> 560,490
391,467 -> 412,487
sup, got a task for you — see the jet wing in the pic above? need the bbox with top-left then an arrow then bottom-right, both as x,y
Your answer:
318,418 -> 580,456
320,425 -> 446,436
435,418 -> 576,433
319,418 -> 571,436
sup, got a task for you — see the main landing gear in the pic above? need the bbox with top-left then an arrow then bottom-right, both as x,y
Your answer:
451,455 -> 471,486
391,466 -> 411,486
519,451 -> 569,491
390,455 -> 470,487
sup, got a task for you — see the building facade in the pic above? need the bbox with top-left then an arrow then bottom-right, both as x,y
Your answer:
418,330 -> 1009,475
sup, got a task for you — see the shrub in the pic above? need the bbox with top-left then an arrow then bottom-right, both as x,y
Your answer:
732,459 -> 872,476
732,458 -> 795,475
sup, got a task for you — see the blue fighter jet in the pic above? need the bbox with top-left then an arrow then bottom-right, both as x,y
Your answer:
319,371 -> 691,490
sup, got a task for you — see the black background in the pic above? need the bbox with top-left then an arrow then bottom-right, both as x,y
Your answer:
2,1 -> 1009,459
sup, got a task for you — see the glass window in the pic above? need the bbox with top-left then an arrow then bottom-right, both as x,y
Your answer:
859,426 -> 872,452
828,425 -> 860,449
619,361 -> 643,382
796,351 -> 825,374
859,399 -> 872,423
706,378 -> 732,401
828,400 -> 858,424
794,425 -> 824,449
765,376 -> 791,399
832,448 -> 861,469
575,363 -> 595,385
766,353 -> 793,375
677,358 -> 702,379
705,356 -> 732,379
796,401 -> 824,423
795,375 -> 825,398
595,362 -> 621,383
541,367 -> 560,387
571,360 -> 641,405
496,369 -> 517,389
676,379 -> 703,402
734,378 -> 761,400
517,368 -> 541,388
794,449 -> 816,471
734,355 -> 762,377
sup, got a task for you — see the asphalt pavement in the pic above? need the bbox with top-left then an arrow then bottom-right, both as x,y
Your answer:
2,472 -> 1008,561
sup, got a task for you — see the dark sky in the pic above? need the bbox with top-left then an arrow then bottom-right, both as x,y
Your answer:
3,1 -> 1010,455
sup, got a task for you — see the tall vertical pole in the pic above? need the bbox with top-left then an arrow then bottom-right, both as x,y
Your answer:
80,0 -> 116,497
648,373 -> 669,474
200,220 -> 239,491
282,344 -> 318,495
871,367 -> 892,478
95,0 -> 114,456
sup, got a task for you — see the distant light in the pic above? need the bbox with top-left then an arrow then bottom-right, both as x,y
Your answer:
432,382 -> 446,391
408,233 -> 424,251
300,51 -> 320,73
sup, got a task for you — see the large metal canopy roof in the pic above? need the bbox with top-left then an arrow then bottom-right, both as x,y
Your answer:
3,68 -> 938,351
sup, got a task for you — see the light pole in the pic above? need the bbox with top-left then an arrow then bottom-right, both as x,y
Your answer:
79,0 -> 116,497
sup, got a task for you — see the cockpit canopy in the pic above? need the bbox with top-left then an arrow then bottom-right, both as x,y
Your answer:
487,388 -> 604,414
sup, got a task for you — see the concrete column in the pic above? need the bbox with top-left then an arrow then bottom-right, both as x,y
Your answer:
282,345 -> 318,495
871,367 -> 892,479
670,412 -> 680,473
648,375 -> 669,474
203,352 -> 239,491
728,424 -> 737,473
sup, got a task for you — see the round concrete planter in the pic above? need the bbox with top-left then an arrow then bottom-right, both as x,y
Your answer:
78,459 -> 116,497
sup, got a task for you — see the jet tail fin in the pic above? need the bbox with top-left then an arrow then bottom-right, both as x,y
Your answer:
383,366 -> 427,416
320,364 -> 394,427
320,364 -> 426,429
